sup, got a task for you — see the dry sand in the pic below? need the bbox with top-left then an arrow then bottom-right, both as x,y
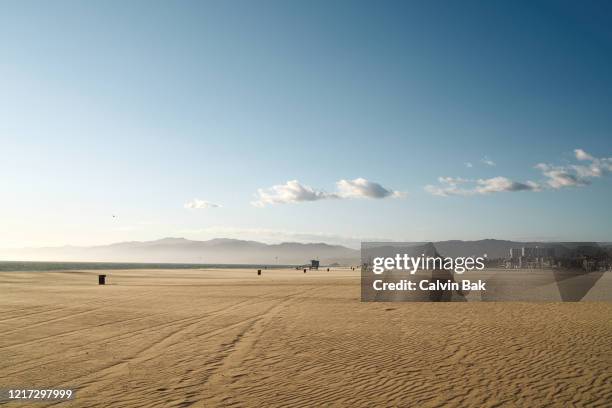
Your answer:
1,268 -> 611,407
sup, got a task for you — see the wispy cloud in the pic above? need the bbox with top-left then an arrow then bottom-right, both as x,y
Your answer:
252,178 -> 404,207
481,156 -> 496,166
464,162 -> 473,168
427,148 -> 610,197
535,149 -> 612,189
184,199 -> 222,209
534,164 -> 590,189
425,176 -> 539,196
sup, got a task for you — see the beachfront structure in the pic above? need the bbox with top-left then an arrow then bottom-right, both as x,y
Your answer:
310,260 -> 320,270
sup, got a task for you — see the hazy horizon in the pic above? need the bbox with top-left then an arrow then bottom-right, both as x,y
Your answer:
1,236 -> 609,266
1,235 -> 610,251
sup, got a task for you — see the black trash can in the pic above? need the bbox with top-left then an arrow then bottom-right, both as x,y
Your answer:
98,274 -> 106,285
257,270 -> 261,276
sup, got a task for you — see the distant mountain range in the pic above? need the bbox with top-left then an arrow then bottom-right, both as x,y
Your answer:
1,238 -> 609,265
0,238 -> 359,265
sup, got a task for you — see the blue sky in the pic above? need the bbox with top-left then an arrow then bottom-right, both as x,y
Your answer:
1,0 -> 611,248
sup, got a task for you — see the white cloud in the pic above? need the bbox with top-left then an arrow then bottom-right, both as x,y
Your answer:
574,148 -> 594,161
184,199 -> 222,209
535,149 -> 611,189
251,180 -> 337,207
481,157 -> 496,166
475,177 -> 540,194
425,176 -> 539,196
336,178 -> 405,199
252,178 -> 404,207
464,162 -> 473,168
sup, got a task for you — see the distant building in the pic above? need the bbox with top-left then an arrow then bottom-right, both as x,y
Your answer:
510,248 -> 522,259
507,246 -> 555,269
506,244 -> 611,271
522,247 -> 555,258
310,260 -> 320,270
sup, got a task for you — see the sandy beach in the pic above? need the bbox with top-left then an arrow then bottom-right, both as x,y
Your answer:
1,268 -> 611,407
